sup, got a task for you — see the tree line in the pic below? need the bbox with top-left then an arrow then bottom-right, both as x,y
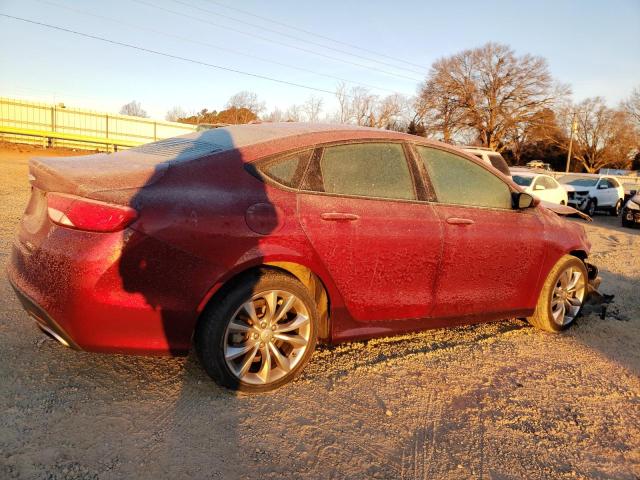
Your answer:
122,42 -> 640,173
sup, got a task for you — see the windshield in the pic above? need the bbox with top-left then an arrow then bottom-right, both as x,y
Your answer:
512,175 -> 533,187
559,176 -> 598,187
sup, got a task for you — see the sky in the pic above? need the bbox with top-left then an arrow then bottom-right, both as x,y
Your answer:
0,0 -> 639,120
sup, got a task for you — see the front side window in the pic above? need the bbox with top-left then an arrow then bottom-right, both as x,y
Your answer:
513,175 -> 534,187
313,143 -> 416,200
540,176 -> 557,189
416,146 -> 512,209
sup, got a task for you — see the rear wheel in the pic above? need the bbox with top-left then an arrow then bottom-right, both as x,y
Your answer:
610,199 -> 622,216
527,255 -> 587,332
195,270 -> 318,393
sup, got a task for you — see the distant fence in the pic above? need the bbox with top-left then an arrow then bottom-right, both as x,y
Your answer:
0,97 -> 196,151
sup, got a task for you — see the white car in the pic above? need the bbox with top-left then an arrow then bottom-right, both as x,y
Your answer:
558,175 -> 625,216
511,171 -> 568,205
461,146 -> 511,177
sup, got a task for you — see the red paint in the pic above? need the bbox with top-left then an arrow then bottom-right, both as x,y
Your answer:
7,124 -> 592,355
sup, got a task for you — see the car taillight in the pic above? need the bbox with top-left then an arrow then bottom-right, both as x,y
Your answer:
47,193 -> 137,232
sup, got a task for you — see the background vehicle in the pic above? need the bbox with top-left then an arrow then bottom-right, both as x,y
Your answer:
622,193 -> 640,228
510,169 -> 568,205
461,146 -> 511,176
559,175 -> 625,216
525,160 -> 552,171
8,124 -> 598,392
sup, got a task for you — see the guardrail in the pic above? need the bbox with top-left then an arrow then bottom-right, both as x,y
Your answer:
0,97 -> 196,151
546,171 -> 640,189
0,125 -> 140,151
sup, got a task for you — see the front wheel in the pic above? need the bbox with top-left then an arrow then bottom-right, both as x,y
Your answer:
585,199 -> 596,217
527,255 -> 587,332
195,269 -> 318,393
610,199 -> 622,216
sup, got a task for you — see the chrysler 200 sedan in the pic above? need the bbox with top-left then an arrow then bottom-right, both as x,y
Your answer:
8,123 -> 600,392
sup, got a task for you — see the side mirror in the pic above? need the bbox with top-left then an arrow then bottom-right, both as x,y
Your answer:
512,192 -> 535,209
534,184 -> 546,191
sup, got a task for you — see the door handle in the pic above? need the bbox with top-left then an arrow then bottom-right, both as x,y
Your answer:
321,212 -> 359,221
446,217 -> 474,225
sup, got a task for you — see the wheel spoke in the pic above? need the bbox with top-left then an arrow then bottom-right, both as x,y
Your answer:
242,301 -> 259,324
275,314 -> 310,333
566,271 -> 581,292
225,341 -> 257,361
559,270 -> 570,288
273,293 -> 296,324
257,344 -> 272,383
568,296 -> 582,307
268,343 -> 291,372
263,291 -> 278,322
227,319 -> 251,332
237,343 -> 260,377
274,333 -> 307,347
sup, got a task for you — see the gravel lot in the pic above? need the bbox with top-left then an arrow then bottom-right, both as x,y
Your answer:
1,143 -> 639,480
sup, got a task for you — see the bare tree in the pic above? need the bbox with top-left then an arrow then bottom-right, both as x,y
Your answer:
335,82 -> 351,123
560,97 -> 637,172
263,107 -> 285,123
372,93 -> 410,129
418,43 -> 565,149
284,104 -> 304,122
165,106 -> 187,122
303,95 -> 324,122
622,86 -> 640,127
119,100 -> 148,118
226,91 -> 266,123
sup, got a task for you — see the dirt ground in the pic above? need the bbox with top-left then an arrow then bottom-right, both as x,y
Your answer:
1,143 -> 638,480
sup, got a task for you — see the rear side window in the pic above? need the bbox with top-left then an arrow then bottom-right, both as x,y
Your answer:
254,150 -> 313,188
609,178 -> 620,188
416,146 -> 512,209
540,176 -> 558,189
313,143 -> 416,200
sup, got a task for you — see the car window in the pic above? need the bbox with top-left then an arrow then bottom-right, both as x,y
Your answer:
512,175 -> 533,187
559,176 -> 598,187
540,176 -> 557,189
598,179 -> 611,189
255,150 -> 313,188
608,178 -> 620,188
314,143 -> 416,200
416,146 -> 512,209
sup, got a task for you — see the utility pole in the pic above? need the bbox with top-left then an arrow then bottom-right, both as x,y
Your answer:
565,112 -> 577,173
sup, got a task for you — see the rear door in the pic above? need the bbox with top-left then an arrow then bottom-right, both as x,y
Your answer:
297,142 -> 443,322
413,145 -> 546,318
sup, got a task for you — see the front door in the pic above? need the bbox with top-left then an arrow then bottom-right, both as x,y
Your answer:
297,142 -> 442,322
413,145 -> 546,318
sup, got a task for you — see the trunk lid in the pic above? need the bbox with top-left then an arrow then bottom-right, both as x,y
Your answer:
28,137 -> 226,204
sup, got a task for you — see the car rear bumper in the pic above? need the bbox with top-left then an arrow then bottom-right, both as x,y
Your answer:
8,277 -> 80,349
7,225 -> 209,355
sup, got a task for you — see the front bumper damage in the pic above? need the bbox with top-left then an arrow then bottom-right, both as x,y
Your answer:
585,261 -> 601,296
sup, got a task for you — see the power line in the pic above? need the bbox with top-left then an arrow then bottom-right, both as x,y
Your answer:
32,0 -> 405,95
203,0 -> 430,72
0,14 -> 362,98
170,0 -> 426,76
133,0 -> 422,83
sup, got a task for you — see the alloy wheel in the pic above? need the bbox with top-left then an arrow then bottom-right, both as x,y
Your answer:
223,290 -> 311,385
551,266 -> 586,326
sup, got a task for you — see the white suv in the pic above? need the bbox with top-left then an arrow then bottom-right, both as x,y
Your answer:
461,146 -> 511,177
558,175 -> 625,216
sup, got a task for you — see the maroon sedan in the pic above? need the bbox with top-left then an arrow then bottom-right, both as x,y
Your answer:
8,123 -> 599,392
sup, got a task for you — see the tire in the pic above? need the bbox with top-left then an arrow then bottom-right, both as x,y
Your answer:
527,255 -> 588,332
622,216 -> 634,228
610,199 -> 622,216
560,200 -> 566,205
585,199 -> 596,217
195,269 -> 318,393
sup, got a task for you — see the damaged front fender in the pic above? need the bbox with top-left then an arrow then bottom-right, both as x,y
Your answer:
539,201 -> 592,222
